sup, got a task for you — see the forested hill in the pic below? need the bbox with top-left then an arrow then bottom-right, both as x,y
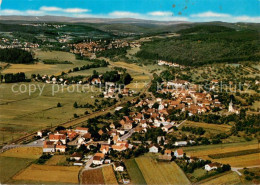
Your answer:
136,25 -> 260,66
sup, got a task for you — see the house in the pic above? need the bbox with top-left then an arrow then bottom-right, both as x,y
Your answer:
110,123 -> 116,129
205,163 -> 222,171
56,144 -> 66,152
49,133 -> 66,144
92,153 -> 105,165
113,162 -> 124,172
70,152 -> 82,161
43,141 -> 55,153
164,149 -> 172,156
37,130 -> 43,138
91,78 -> 101,85
112,141 -> 129,152
174,141 -> 187,146
74,161 -> 84,166
100,145 -> 110,154
174,149 -> 184,158
149,145 -> 159,153
75,127 -> 89,135
162,124 -> 173,132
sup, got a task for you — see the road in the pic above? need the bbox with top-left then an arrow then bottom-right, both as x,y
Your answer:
231,165 -> 260,176
176,120 -> 187,128
121,128 -> 135,141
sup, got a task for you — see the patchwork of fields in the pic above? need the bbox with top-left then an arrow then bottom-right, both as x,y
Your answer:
184,140 -> 260,167
125,155 -> 190,185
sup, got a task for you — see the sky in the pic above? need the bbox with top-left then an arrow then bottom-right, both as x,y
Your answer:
0,0 -> 259,22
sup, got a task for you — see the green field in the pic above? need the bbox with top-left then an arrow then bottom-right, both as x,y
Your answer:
135,155 -> 190,185
0,156 -> 34,183
125,159 -> 147,185
0,82 -> 102,145
2,50 -> 91,77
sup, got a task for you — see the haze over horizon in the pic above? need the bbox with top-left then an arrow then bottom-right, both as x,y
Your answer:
0,0 -> 259,23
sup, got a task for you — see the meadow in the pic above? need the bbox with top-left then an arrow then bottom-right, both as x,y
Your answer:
13,164 -> 81,184
183,140 -> 259,167
102,165 -> 118,185
135,155 -> 190,185
198,171 -> 241,185
0,147 -> 43,183
0,156 -> 34,183
124,158 -> 147,185
2,50 -> 91,77
0,82 -> 102,145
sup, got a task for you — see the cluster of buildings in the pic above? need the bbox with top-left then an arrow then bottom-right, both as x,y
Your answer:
158,60 -> 185,68
157,80 -> 223,116
69,39 -> 130,57
0,38 -> 40,49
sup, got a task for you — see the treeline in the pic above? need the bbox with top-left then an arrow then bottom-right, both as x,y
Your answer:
181,126 -> 205,135
136,25 -> 260,66
69,60 -> 108,73
0,48 -> 34,64
3,72 -> 28,83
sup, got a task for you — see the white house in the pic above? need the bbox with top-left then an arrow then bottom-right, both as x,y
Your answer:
174,141 -> 187,146
149,145 -> 159,153
114,162 -> 124,172
43,141 -> 55,153
75,127 -> 89,135
205,163 -> 222,171
92,153 -> 105,165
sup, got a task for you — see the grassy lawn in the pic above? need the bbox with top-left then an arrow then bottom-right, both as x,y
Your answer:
135,155 -> 190,185
0,156 -> 34,184
125,158 -> 147,185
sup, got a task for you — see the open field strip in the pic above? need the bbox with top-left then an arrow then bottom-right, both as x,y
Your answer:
181,121 -> 231,134
0,147 -> 42,159
135,156 -> 190,185
102,165 -> 118,185
81,168 -> 105,184
184,140 -> 259,167
214,153 -> 260,167
125,158 -> 147,185
198,171 -> 241,185
0,156 -> 34,184
13,164 -> 81,184
44,155 -> 67,166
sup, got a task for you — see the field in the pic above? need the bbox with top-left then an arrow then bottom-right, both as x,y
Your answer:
0,82 -> 102,145
0,147 -> 42,159
2,50 -> 91,77
135,156 -> 190,185
208,149 -> 260,159
198,171 -> 241,185
181,121 -> 232,135
81,168 -> 105,184
184,140 -> 259,167
102,165 -> 118,185
13,164 -> 81,184
0,156 -> 34,183
45,155 -> 67,165
125,158 -> 147,185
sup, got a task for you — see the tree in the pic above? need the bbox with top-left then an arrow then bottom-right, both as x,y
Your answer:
57,102 -> 62,107
73,102 -> 78,108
